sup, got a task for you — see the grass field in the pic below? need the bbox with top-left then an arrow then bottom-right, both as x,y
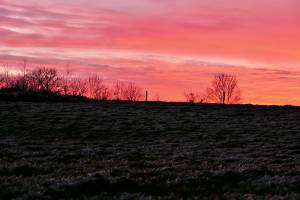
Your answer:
0,101 -> 299,199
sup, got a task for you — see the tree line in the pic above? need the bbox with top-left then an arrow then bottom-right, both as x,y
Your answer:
0,65 -> 241,104
0,67 -> 143,101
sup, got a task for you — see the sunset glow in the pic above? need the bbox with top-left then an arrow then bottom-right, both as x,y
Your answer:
1,0 -> 300,105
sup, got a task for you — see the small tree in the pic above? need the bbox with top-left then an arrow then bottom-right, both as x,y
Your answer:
60,64 -> 73,95
206,73 -> 241,104
122,82 -> 142,102
97,86 -> 111,100
59,77 -> 70,96
0,72 -> 6,89
87,75 -> 111,100
0,65 -> 14,89
184,92 -> 199,103
69,78 -> 87,97
112,81 -> 125,101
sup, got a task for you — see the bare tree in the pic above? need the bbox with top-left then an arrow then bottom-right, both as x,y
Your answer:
27,67 -> 61,93
0,70 -> 5,89
59,77 -> 70,95
97,86 -> 111,100
69,78 -> 87,97
122,82 -> 142,102
87,75 -> 111,100
184,91 -> 199,103
0,73 -> 6,89
206,73 -> 241,104
112,81 -> 125,101
0,64 -> 15,89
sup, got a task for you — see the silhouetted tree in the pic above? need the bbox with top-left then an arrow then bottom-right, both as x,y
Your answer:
27,67 -> 61,93
97,86 -> 111,100
87,75 -> 111,100
69,78 -> 87,97
60,77 -> 70,95
206,73 -> 241,104
60,68 -> 71,96
184,91 -> 199,103
122,82 -> 142,101
0,72 -> 5,89
13,74 -> 28,90
112,81 -> 125,101
0,65 -> 14,89
184,91 -> 207,103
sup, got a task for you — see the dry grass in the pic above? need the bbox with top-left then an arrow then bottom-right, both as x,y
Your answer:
0,101 -> 299,199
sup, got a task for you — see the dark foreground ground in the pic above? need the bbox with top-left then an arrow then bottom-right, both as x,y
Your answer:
0,101 -> 299,199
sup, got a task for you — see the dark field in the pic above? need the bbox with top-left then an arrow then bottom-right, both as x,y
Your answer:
0,101 -> 299,199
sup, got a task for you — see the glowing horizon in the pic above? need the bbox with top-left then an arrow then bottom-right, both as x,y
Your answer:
1,0 -> 300,105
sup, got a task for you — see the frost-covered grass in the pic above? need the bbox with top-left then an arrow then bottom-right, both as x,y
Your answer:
0,101 -> 299,199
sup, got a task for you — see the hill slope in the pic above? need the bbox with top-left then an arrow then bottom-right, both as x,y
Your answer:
0,101 -> 299,199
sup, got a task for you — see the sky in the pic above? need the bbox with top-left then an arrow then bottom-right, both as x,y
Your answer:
1,0 -> 300,105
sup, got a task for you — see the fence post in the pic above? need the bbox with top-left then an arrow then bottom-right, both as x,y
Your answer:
222,91 -> 225,105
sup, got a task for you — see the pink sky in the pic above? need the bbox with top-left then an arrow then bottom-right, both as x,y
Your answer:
1,0 -> 300,105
